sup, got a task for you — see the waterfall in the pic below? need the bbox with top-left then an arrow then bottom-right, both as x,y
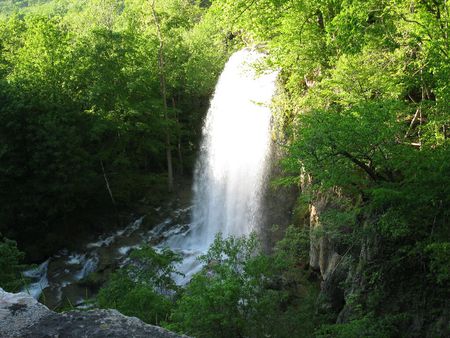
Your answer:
21,50 -> 279,302
162,48 -> 278,283
187,49 -> 278,251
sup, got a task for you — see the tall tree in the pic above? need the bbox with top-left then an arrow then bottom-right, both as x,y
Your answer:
151,0 -> 174,192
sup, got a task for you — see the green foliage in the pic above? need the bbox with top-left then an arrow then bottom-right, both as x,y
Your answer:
316,314 -> 399,338
98,271 -> 174,325
267,0 -> 450,335
94,230 -> 319,337
0,236 -> 28,292
171,234 -> 266,337
274,224 -> 310,266
425,242 -> 450,285
0,0 -> 224,257
199,0 -> 450,335
97,245 -> 181,325
171,232 -> 319,338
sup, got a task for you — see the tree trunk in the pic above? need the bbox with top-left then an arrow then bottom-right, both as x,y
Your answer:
100,160 -> 116,205
172,97 -> 184,176
151,0 -> 174,192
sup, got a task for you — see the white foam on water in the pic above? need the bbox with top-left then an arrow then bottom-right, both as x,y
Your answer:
22,259 -> 50,299
74,255 -> 99,281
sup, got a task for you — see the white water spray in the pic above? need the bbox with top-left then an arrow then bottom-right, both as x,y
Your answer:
187,49 -> 278,250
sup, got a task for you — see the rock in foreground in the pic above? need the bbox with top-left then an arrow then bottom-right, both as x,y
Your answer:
0,288 -> 186,338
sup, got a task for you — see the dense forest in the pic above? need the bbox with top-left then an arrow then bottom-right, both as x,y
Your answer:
1,0 -> 449,337
0,0 -> 226,259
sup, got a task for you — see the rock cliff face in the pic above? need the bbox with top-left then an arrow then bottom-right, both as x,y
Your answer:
0,288 -> 186,338
306,192 -> 348,316
309,198 -> 342,281
305,193 -> 450,336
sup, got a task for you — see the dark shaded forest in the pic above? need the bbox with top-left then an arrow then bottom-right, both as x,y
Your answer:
0,0 -> 225,259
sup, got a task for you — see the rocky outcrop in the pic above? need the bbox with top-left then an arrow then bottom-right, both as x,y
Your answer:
0,288 -> 186,338
309,200 -> 342,281
298,172 -> 350,317
307,195 -> 348,317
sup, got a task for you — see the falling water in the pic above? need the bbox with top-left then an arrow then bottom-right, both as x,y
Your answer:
187,48 -> 278,250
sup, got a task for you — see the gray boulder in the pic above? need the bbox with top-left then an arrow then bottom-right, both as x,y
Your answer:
0,288 -> 186,338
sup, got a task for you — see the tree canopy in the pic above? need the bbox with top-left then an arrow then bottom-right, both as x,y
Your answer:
0,0 -> 227,258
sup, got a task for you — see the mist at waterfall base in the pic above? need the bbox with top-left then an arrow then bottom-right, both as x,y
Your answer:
23,49 -> 278,305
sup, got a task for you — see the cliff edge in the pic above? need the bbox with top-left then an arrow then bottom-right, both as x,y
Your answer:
0,288 -> 186,338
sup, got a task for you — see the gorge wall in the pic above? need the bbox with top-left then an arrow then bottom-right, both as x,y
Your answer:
301,185 -> 449,336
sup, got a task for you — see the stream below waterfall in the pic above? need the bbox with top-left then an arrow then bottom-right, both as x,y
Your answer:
23,199 -> 197,310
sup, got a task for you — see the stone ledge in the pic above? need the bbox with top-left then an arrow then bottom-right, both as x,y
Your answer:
0,288 -> 186,338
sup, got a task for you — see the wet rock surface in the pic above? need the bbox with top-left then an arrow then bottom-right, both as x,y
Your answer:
0,288 -> 186,338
